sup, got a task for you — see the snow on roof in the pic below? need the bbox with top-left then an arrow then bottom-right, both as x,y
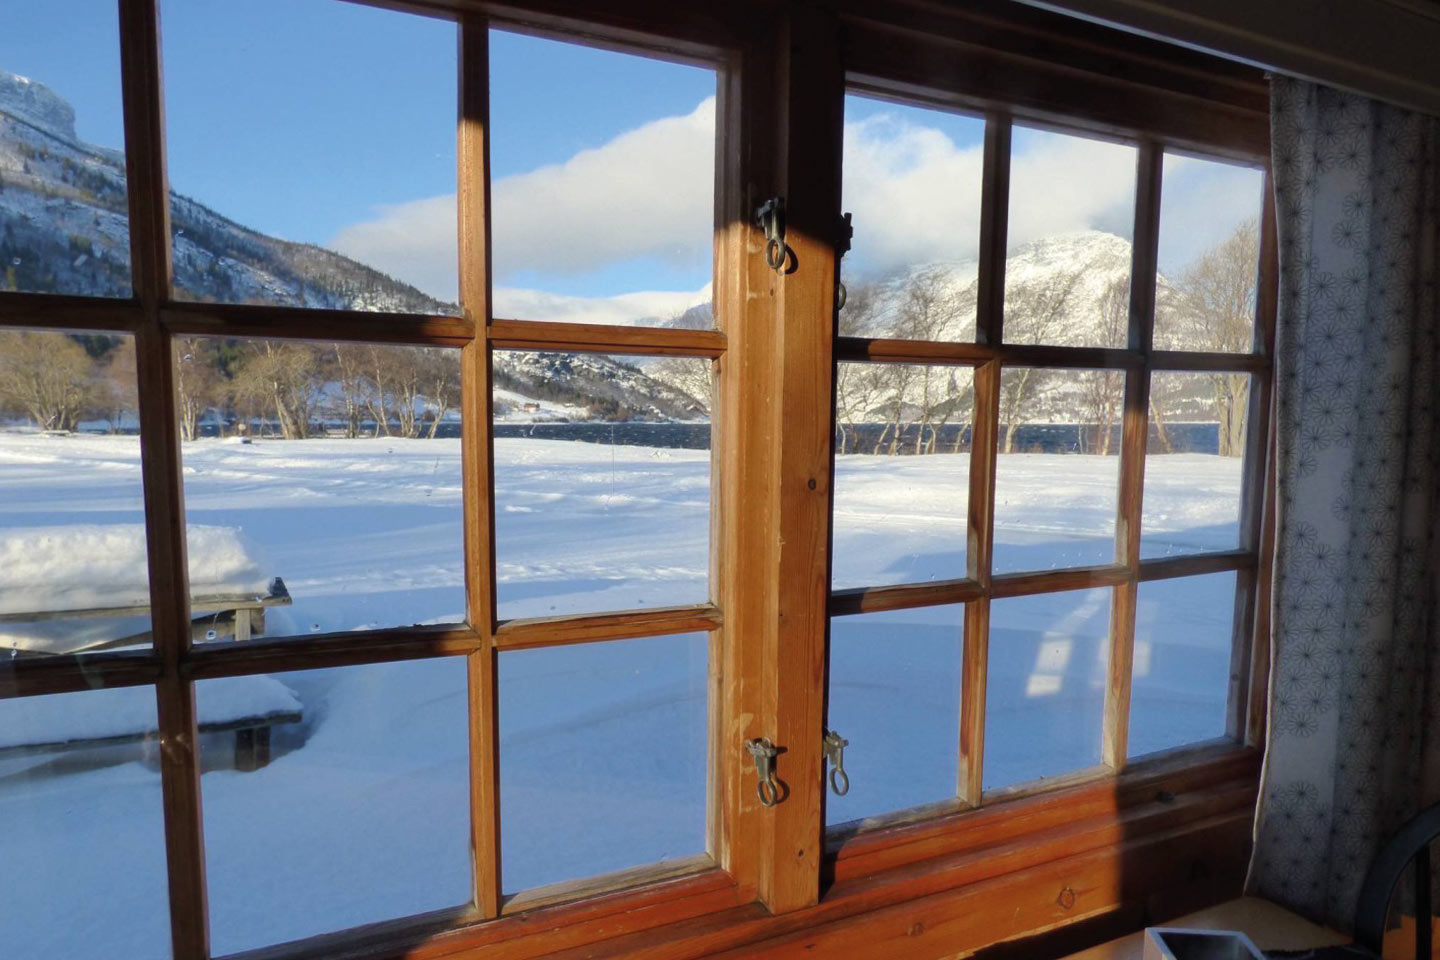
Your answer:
0,524 -> 273,616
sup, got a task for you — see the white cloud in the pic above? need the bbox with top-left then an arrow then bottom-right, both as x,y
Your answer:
329,98 -> 716,303
328,96 -> 1263,305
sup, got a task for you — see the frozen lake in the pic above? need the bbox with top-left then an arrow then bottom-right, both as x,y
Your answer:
0,433 -> 1243,957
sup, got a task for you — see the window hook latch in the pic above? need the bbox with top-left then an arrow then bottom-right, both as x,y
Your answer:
823,729 -> 849,796
834,212 -> 853,311
755,196 -> 788,273
745,737 -> 782,807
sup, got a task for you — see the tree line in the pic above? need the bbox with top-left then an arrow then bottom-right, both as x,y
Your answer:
0,333 -> 460,441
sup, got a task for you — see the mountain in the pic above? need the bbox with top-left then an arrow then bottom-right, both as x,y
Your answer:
0,70 -> 706,421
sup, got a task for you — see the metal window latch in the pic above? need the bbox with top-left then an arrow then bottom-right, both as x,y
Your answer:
755,196 -> 788,272
835,212 -> 853,311
746,737 -> 782,807
823,729 -> 849,796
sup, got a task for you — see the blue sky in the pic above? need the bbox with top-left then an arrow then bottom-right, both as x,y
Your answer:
3,0 -> 1261,317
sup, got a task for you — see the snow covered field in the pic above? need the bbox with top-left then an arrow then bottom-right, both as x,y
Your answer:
0,433 -> 1242,957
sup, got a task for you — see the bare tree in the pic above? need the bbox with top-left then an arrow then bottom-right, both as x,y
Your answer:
419,348 -> 461,438
232,340 -> 322,439
1079,277 -> 1129,454
998,264 -> 1089,452
1175,218 -> 1259,456
102,337 -> 138,433
0,330 -> 94,431
173,336 -> 222,442
329,344 -> 371,439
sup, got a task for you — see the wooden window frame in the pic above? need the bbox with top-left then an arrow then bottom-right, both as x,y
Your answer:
0,2 -> 1276,960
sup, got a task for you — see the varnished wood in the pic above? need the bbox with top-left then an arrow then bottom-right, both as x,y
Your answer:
833,337 -> 1142,370
1136,549 -> 1254,583
829,579 -> 982,617
181,625 -> 484,681
959,360 -> 1001,804
118,2 -> 209,958
0,292 -> 143,332
489,317 -> 726,358
161,302 -> 474,347
1104,141 -> 1161,770
0,651 -> 162,700
458,15 -> 503,919
494,604 -> 723,650
1149,349 -> 1268,372
990,563 -> 1129,599
976,114 -> 1010,346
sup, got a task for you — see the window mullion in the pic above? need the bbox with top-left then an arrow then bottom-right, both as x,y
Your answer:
118,0 -> 209,957
458,12 -> 502,921
958,114 -> 1009,807
1103,140 -> 1163,770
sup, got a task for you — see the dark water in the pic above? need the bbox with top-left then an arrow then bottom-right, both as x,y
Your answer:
187,419 -> 1220,454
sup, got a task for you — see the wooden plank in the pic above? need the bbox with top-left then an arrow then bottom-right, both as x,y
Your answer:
118,2 -> 209,958
161,302 -> 474,347
500,854 -> 718,916
489,318 -> 726,358
976,115 -> 1011,346
960,360 -> 1002,805
832,338 -> 1143,370
0,292 -> 142,332
180,625 -> 483,681
1149,350 -> 1268,373
495,604 -> 723,650
1137,549 -> 1254,582
0,652 -> 162,700
458,13 -> 503,921
829,579 -> 983,617
757,2 -> 845,913
991,564 -> 1129,599
834,337 -> 993,365
1102,140 -> 1161,771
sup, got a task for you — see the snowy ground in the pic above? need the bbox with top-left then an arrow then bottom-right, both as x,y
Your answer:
0,433 -> 1241,958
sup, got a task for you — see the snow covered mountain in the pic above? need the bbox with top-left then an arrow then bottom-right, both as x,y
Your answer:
0,69 -> 705,421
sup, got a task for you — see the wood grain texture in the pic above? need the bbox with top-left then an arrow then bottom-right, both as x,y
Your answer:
118,1 -> 209,957
829,579 -> 983,617
458,15 -> 503,918
161,302 -> 474,346
0,292 -> 142,332
494,605 -> 723,650
489,318 -> 725,357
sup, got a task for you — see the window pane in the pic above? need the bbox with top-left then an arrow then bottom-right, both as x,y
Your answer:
198,660 -> 470,955
176,338 -> 464,642
0,687 -> 170,958
162,0 -> 457,309
827,605 -> 962,826
839,96 -> 983,341
985,588 -> 1111,791
833,363 -> 973,588
1141,372 -> 1249,558
494,351 -> 710,618
489,30 -> 715,327
993,367 -> 1120,573
500,633 -> 708,893
0,0 -> 131,298
1004,126 -> 1136,349
1130,573 -> 1237,758
0,330 -> 151,657
1154,153 -> 1263,353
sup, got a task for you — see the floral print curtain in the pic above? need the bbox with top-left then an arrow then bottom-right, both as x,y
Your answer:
1250,77 -> 1440,928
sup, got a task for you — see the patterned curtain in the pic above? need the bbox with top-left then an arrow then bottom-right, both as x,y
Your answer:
1250,78 -> 1440,928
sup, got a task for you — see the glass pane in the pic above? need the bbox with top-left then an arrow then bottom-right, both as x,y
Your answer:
500,633 -> 708,893
0,686 -> 170,958
0,0 -> 131,298
1153,153 -> 1263,353
199,660 -> 470,954
493,351 -> 711,618
827,605 -> 962,826
162,0 -> 457,309
0,330 -> 151,657
839,96 -> 984,341
1130,573 -> 1237,758
1004,126 -> 1136,348
489,30 -> 716,326
985,588 -> 1111,791
993,367 -> 1120,573
1141,372 -> 1250,558
176,338 -> 464,641
833,363 -> 973,588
